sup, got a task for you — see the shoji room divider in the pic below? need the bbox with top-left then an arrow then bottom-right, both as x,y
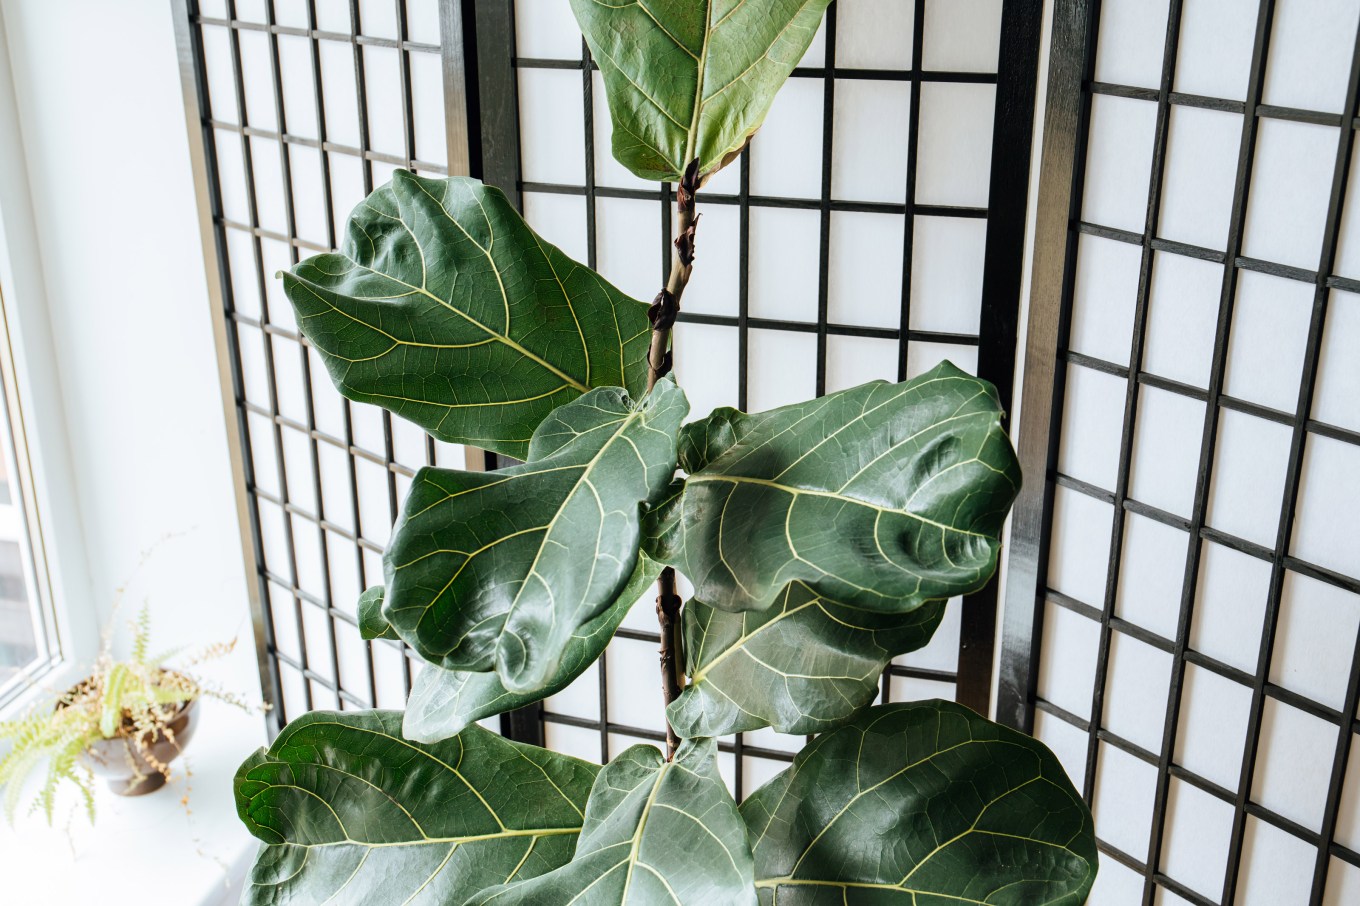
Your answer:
172,0 -> 1041,801
1000,1 -> 1360,903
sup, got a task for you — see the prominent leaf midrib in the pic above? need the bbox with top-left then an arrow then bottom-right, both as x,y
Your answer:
687,474 -> 993,540
689,592 -> 823,683
619,759 -> 672,901
753,859 -> 1094,906
250,822 -> 583,850
781,737 -> 975,873
314,205 -> 596,395
501,405 -> 649,649
783,735 -> 1066,876
683,0 -> 714,167
275,720 -> 508,831
699,0 -> 822,106
629,1 -> 699,62
401,409 -> 641,640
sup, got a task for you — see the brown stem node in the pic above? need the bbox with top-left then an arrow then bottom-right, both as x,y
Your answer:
677,158 -> 701,212
655,567 -> 684,760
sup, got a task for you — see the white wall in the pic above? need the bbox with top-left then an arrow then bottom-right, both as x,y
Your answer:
0,0 -> 259,704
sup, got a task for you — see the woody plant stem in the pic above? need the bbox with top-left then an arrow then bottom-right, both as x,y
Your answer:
649,159 -> 701,761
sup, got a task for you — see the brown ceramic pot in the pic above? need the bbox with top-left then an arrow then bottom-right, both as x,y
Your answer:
62,681 -> 199,796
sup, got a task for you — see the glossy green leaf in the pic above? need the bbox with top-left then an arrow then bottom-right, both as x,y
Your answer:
671,582 -> 945,738
404,555 -> 662,744
235,711 -> 599,905
468,738 -> 757,905
570,0 -> 832,183
383,380 -> 688,692
282,172 -> 652,460
357,585 -> 398,640
742,701 -> 1098,904
644,361 -> 1021,613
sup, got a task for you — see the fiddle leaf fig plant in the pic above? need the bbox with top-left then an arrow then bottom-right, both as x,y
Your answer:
234,4 -> 1098,904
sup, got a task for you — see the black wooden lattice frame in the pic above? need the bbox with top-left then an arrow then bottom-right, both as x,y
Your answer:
997,1 -> 1360,904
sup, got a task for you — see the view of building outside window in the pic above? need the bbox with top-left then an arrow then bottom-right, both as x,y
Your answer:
0,382 -> 44,690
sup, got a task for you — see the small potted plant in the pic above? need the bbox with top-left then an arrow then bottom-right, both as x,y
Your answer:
0,607 -> 252,824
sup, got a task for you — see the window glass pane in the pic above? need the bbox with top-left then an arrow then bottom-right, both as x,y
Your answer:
0,378 -> 47,691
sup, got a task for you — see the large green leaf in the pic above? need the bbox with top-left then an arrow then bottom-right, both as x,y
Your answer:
282,172 -> 652,460
741,701 -> 1098,904
570,0 -> 832,183
383,380 -> 688,692
644,361 -> 1021,613
404,555 -> 662,744
468,738 -> 756,905
235,711 -> 599,905
671,582 -> 945,738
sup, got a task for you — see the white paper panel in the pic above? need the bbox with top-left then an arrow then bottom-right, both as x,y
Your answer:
1057,363 -> 1125,491
835,0 -> 913,70
1291,435 -> 1360,576
277,34 -> 317,140
1082,94 -> 1157,232
1093,852 -> 1148,906
1104,630 -> 1172,750
1048,485 -> 1114,608
1175,0 -> 1258,100
910,215 -> 986,332
410,50 -> 447,167
1144,252 -> 1222,387
1175,662 -> 1252,790
1036,600 -> 1100,719
750,77 -> 824,199
606,635 -> 668,731
1159,106 -> 1241,250
915,82 -> 995,207
1094,743 -> 1159,860
1191,541 -> 1270,672
520,191 -> 588,262
357,0 -> 398,40
406,0 -> 441,45
1094,0 -> 1172,89
1207,408 -> 1292,547
675,202 -> 739,318
515,0 -> 583,60
1271,571 -> 1360,711
826,335 -> 899,393
921,0 -> 1002,74
518,68 -> 587,184
1115,513 -> 1188,641
1262,0 -> 1360,114
828,212 -> 904,329
1069,235 -> 1141,365
595,195 -> 662,304
747,328 -> 818,412
1253,698 -> 1336,832
1314,291 -> 1360,431
750,207 -> 821,322
1161,778 -> 1236,900
1243,119 -> 1340,270
1129,386 -> 1205,518
831,79 -> 911,204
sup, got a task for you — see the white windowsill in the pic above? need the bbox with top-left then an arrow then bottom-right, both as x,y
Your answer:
1,697 -> 265,905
